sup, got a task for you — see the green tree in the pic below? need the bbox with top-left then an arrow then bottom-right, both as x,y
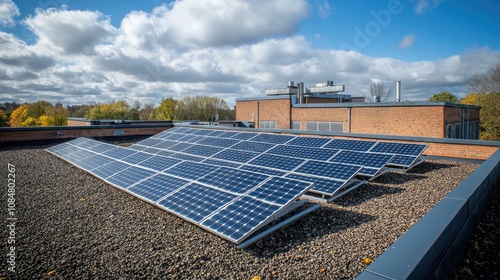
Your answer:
175,96 -> 233,121
157,98 -> 178,120
0,109 -> 8,127
140,102 -> 157,120
127,100 -> 141,120
85,100 -> 130,120
428,91 -> 458,103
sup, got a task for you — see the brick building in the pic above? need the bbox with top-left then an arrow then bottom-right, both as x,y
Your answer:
235,96 -> 480,139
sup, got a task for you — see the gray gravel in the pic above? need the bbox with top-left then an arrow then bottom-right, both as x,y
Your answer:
0,144 -> 479,279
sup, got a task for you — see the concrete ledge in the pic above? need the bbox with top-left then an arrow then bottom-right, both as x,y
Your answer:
355,147 -> 500,280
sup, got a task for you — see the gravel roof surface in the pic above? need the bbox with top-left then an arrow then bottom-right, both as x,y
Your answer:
0,144 -> 485,279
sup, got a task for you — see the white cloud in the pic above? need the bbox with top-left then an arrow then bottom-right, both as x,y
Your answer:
25,7 -> 116,54
412,0 -> 442,15
0,0 -> 19,26
117,0 -> 310,50
1,2 -> 500,106
315,0 -> 332,18
399,34 -> 416,48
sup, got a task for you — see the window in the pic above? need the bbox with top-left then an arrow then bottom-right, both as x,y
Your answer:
305,122 -> 344,132
292,121 -> 301,130
259,120 -> 276,129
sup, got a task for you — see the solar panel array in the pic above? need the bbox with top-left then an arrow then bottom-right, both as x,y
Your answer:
46,127 -> 427,245
46,139 -> 313,244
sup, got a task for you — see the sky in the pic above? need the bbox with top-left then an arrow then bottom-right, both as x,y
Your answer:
0,0 -> 499,107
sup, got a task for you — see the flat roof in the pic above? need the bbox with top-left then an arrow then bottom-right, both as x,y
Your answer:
236,97 -> 481,109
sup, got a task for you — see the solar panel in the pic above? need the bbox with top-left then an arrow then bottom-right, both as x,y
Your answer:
250,133 -> 295,144
138,156 -> 182,172
294,161 -> 361,181
239,165 -> 288,177
197,167 -> 269,195
248,154 -> 305,171
128,174 -> 190,202
191,129 -> 214,136
177,135 -> 207,143
161,133 -> 187,141
218,131 -> 241,138
267,145 -> 339,161
231,141 -> 275,153
324,139 -> 377,151
246,177 -> 311,205
103,147 -> 137,159
164,161 -> 220,180
285,174 -> 344,195
196,137 -> 240,148
153,140 -> 179,149
201,196 -> 281,243
158,183 -> 237,223
212,149 -> 260,163
230,132 -> 258,140
128,145 -> 148,151
286,136 -> 332,147
92,161 -> 132,179
370,142 -> 427,156
107,166 -> 156,189
142,147 -> 163,154
201,158 -> 242,168
167,142 -> 193,151
389,155 -> 419,167
86,143 -> 116,153
74,154 -> 114,171
206,130 -> 227,137
121,152 -> 154,165
136,138 -> 164,147
181,145 -> 224,157
170,153 -> 205,162
329,151 -> 393,175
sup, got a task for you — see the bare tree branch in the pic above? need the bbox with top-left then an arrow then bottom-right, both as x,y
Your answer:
366,82 -> 393,102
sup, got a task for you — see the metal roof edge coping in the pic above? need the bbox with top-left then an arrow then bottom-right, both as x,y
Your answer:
0,123 -> 174,132
174,124 -> 500,147
235,98 -> 480,109
355,147 -> 500,280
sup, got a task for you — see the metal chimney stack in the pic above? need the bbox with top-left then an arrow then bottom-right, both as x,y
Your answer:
396,81 -> 401,102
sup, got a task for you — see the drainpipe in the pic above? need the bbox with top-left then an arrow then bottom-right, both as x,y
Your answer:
257,102 -> 260,128
348,107 -> 352,133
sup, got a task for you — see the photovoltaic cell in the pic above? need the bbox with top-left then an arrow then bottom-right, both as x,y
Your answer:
239,165 -> 288,177
201,196 -> 280,243
170,153 -> 205,162
201,158 -> 242,168
217,131 -> 241,138
206,130 -> 227,137
103,147 -> 137,159
389,155 -> 419,167
92,161 -> 132,179
192,129 -> 214,136
153,140 -> 179,149
138,156 -> 182,171
230,132 -> 258,140
212,149 -> 260,163
196,137 -> 240,148
161,133 -> 187,141
248,154 -> 305,171
86,143 -> 116,153
164,161 -> 220,180
370,142 -> 427,156
167,142 -> 193,151
324,139 -> 377,152
158,183 -> 237,223
142,147 -> 163,154
231,141 -> 275,153
107,166 -> 156,189
286,136 -> 332,147
198,167 -> 269,195
250,134 -> 295,144
294,161 -> 361,181
181,145 -> 224,157
128,174 -> 190,202
285,174 -> 344,195
177,135 -> 207,143
267,145 -> 338,161
121,152 -> 154,164
74,155 -> 114,171
246,177 -> 312,205
136,138 -> 164,147
330,151 -> 393,169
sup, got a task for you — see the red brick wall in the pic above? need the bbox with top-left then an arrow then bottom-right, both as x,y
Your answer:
350,106 -> 444,138
292,107 -> 349,132
236,99 -> 291,129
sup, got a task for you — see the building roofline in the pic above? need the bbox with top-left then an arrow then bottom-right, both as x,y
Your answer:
235,97 -> 480,109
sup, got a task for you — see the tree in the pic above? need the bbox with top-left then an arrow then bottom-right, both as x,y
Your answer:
366,82 -> 392,102
175,96 -> 233,121
9,105 -> 28,127
126,100 -> 141,120
463,64 -> 500,140
157,98 -> 178,120
428,92 -> 458,103
140,103 -> 157,120
0,109 -> 8,127
85,100 -> 130,120
466,64 -> 500,94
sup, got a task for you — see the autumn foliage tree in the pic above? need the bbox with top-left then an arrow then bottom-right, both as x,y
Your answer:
428,91 -> 458,103
462,64 -> 500,140
8,101 -> 68,127
0,109 -> 9,127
